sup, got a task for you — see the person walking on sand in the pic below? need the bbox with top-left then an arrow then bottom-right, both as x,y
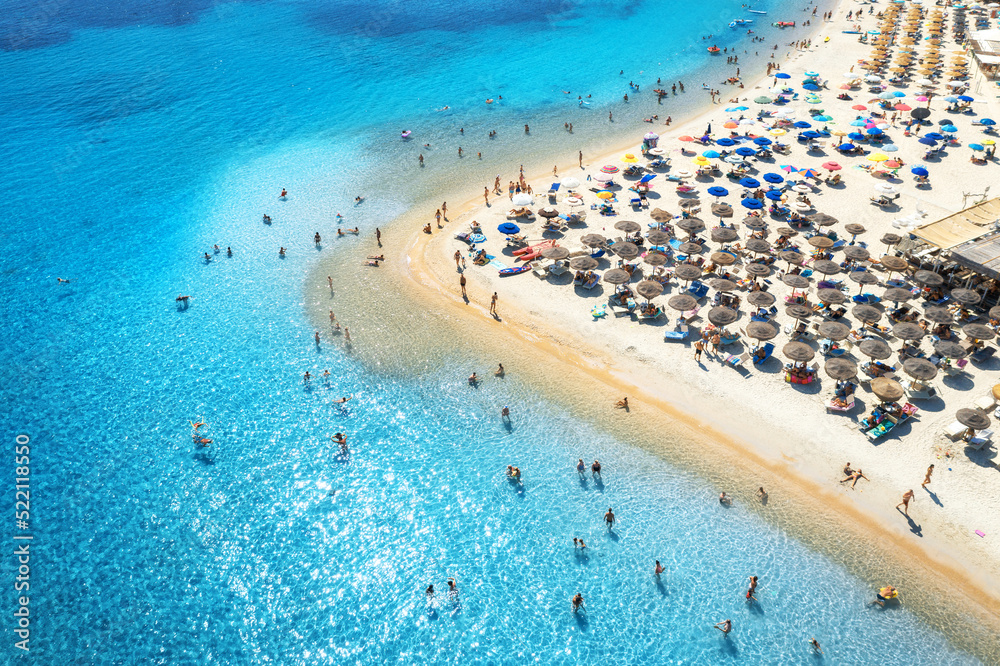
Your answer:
376,228 -> 381,246
484,187 -> 490,205
442,202 -> 447,219
454,250 -> 462,271
896,489 -> 914,516
694,339 -> 705,362
490,292 -> 498,316
711,332 -> 721,356
579,150 -> 583,168
604,507 -> 616,530
922,464 -> 934,488
435,209 -> 442,227
460,274 -> 467,299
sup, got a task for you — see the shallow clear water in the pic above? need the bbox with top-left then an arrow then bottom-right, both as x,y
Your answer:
0,0 -> 981,662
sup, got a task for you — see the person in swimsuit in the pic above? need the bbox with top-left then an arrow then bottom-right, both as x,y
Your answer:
333,396 -> 351,404
468,372 -> 478,385
576,459 -> 586,478
809,638 -> 822,653
572,593 -> 584,612
719,492 -> 732,505
591,460 -> 602,478
655,560 -> 665,577
604,507 -> 615,530
746,575 -> 758,601
495,363 -> 504,376
714,619 -> 732,635
426,585 -> 434,598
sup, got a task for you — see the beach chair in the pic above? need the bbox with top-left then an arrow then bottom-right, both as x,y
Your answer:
752,343 -> 774,366
943,421 -> 967,441
971,346 -> 996,363
969,429 -> 994,450
547,183 -> 560,201
664,322 -> 689,341
826,396 -> 856,412
687,280 -> 709,300
725,353 -> 750,368
974,395 -> 997,412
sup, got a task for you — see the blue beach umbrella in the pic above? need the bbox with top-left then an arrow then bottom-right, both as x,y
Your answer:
762,172 -> 784,183
980,118 -> 996,126
735,146 -> 757,156
754,137 -> 773,146
813,115 -> 832,122
803,83 -> 820,91
708,186 -> 729,197
969,143 -> 985,151
741,198 -> 764,210
775,72 -> 791,79
638,174 -> 657,184
717,137 -> 736,146
850,119 -> 867,127
941,125 -> 958,133
765,190 -> 784,201
739,177 -> 761,188
911,166 -> 929,177
703,150 -> 721,158
804,70 -> 820,78
892,92 -> 906,98
958,95 -> 974,102
882,143 -> 899,152
925,132 -> 945,141
848,132 -> 865,141
866,127 -> 883,136
918,137 -> 938,146
498,222 -> 520,234
802,131 -> 821,139
838,143 -> 856,151
943,96 -> 959,103
794,121 -> 812,128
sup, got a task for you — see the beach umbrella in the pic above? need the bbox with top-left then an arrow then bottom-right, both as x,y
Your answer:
497,222 -> 521,234
744,263 -> 771,278
678,242 -> 703,256
707,186 -> 729,198
581,233 -> 607,247
743,217 -> 767,231
770,129 -> 787,137
844,223 -> 866,237
911,108 -> 931,120
596,191 -> 615,199
717,137 -> 737,147
822,161 -> 842,171
904,358 -> 938,381
560,177 -> 581,190
612,242 -> 639,259
859,338 -> 892,360
880,234 -> 902,250
538,207 -> 560,218
850,119 -> 867,127
849,271 -> 878,288
708,306 -> 738,326
614,220 -> 641,234
643,252 -> 668,267
782,274 -> 810,290
871,377 -> 904,403
934,340 -> 967,359
746,239 -> 771,255
825,358 -> 858,380
673,264 -> 703,282
755,138 -> 773,147
762,172 -> 783,183
765,190 -> 783,201
912,269 -> 943,287
512,193 -> 533,206
911,166 -> 929,178
635,280 -> 663,300
702,150 -> 721,159
711,227 -> 739,243
570,256 -> 599,271
780,164 -> 797,172
792,185 -> 813,194
970,143 -> 985,152
785,304 -> 813,321
754,96 -> 774,104
981,119 -> 996,127
922,306 -> 952,325
783,341 -> 815,362
802,131 -> 821,139
676,218 -> 705,235
711,203 -> 734,219
602,268 -> 631,285
950,288 -> 981,306
819,321 -> 851,341
963,323 -> 996,341
843,246 -> 871,263
592,173 -> 615,184
678,198 -> 701,212
741,198 -> 764,210
668,294 -> 698,312
678,135 -> 694,142
646,230 -> 671,245
838,143 -> 857,152
958,95 -> 974,102
817,288 -> 847,305
644,132 -> 660,140
650,208 -> 672,222
711,251 -> 736,266
779,250 -> 805,266
541,246 -> 570,260
956,408 -> 991,431
735,147 -> 757,157
739,177 -> 761,188
811,213 -> 839,228
893,322 -> 925,340
812,260 -> 842,276
883,287 -> 912,303
808,236 -> 834,250
776,226 -> 797,238
775,73 -> 791,80
882,144 -> 899,153
747,321 -> 779,340
941,125 -> 958,133
622,153 -> 639,163
600,165 -> 620,174
794,121 -> 813,129
853,304 -> 882,324
747,291 -> 776,308
925,132 -> 944,141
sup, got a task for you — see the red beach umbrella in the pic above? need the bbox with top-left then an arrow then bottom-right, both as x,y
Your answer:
822,161 -> 842,171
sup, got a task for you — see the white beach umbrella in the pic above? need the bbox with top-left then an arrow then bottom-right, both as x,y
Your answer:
875,184 -> 899,195
560,177 -> 581,189
592,172 -> 614,183
792,184 -> 813,193
915,78 -> 934,86
739,118 -> 756,126
946,81 -> 964,88
674,169 -> 693,178
793,200 -> 813,211
512,193 -> 533,206
865,75 -> 883,82
647,147 -> 665,156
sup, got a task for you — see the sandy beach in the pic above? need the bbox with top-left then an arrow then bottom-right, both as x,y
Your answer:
301,1 -> 1000,659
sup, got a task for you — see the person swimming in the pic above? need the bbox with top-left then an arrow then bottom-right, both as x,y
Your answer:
572,593 -> 584,613
468,372 -> 478,385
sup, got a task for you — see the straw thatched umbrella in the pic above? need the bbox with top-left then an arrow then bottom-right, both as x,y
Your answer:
650,208 -> 672,222
893,322 -> 925,340
602,268 -> 631,285
817,288 -> 847,305
879,256 -> 908,274
881,233 -> 902,249
871,377 -> 904,402
668,294 -> 698,312
813,260 -> 842,276
779,250 -> 805,266
570,256 -> 599,271
711,251 -> 736,266
849,272 -> 879,290
678,200 -> 702,211
809,236 -> 834,249
844,223 -> 867,236
785,304 -> 813,320
809,213 -> 839,227
883,287 -> 913,302
825,358 -> 858,380
711,203 -> 735,219
744,263 -> 771,278
674,264 -> 702,282
635,280 -> 664,300
923,306 -> 952,324
903,357 -> 938,381
818,321 -> 851,340
777,226 -> 798,238
541,246 -> 570,260
613,242 -> 639,260
859,338 -> 892,359
708,306 -> 738,327
783,341 -> 815,362
644,252 -> 668,267
934,340 -> 967,359
956,408 -> 990,431
962,323 -> 996,341
743,216 -> 767,231
913,269 -> 943,287
538,207 -> 560,218
782,274 -> 810,290
711,227 -> 739,243
843,246 -> 871,262
678,241 -> 704,256
853,304 -> 882,323
647,230 -> 671,245
747,321 -> 778,340
950,288 -> 981,306
746,239 -> 771,255
614,220 -> 641,234
747,291 -> 776,307
990,305 -> 1000,320
676,217 -> 705,235
711,278 -> 738,293
581,234 -> 607,247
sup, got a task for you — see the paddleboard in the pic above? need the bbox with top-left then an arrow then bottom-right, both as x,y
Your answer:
499,265 -> 530,276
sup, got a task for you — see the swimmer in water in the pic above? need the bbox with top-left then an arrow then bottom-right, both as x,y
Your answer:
591,460 -> 602,478
363,259 -> 380,267
176,295 -> 190,302
714,619 -> 732,635
809,638 -> 822,654
426,585 -> 434,598
57,277 -> 70,283
572,593 -> 584,613
576,459 -> 586,478
333,396 -> 351,404
468,372 -> 478,385
495,363 -> 504,376
332,432 -> 347,447
746,575 -> 758,601
280,188 -> 287,198
655,560 -> 665,577
447,578 -> 458,599
719,492 -> 732,505
279,247 -> 286,257
501,406 -> 510,419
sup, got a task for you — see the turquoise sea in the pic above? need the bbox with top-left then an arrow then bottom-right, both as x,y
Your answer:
0,0 -> 986,662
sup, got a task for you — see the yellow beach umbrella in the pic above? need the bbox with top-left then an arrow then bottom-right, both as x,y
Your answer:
983,140 -> 996,146
596,191 -> 615,199
621,153 -> 639,163
769,128 -> 787,136
868,153 -> 890,162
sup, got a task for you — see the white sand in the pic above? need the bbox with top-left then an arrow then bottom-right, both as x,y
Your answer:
417,4 -> 1000,597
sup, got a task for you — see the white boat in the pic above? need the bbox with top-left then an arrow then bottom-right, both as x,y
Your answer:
748,9 -> 767,14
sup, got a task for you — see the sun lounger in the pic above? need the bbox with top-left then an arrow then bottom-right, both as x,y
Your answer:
664,322 -> 689,341
725,353 -> 750,368
752,342 -> 774,366
971,346 -> 996,363
974,395 -> 997,412
969,429 -> 994,450
687,280 -> 709,300
826,396 -> 856,412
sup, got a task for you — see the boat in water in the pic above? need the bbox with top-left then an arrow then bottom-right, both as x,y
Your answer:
729,18 -> 753,27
